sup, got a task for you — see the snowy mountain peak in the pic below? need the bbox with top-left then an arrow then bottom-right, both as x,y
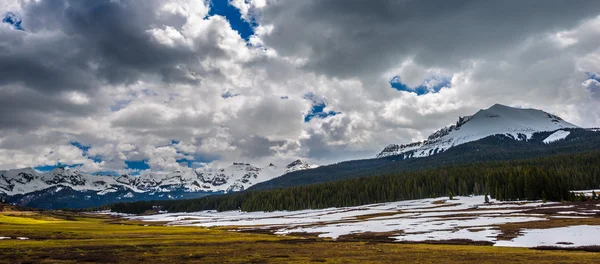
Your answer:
0,160 -> 319,198
286,159 -> 305,168
0,167 -> 37,178
377,104 -> 579,159
285,159 -> 317,173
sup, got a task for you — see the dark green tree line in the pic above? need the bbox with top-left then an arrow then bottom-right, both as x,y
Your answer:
102,151 -> 600,214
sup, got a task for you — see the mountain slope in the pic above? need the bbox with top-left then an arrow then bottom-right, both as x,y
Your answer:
377,104 -> 578,158
249,105 -> 597,191
249,128 -> 600,191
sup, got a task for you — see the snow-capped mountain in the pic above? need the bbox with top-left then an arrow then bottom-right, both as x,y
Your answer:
377,104 -> 580,158
0,160 -> 317,198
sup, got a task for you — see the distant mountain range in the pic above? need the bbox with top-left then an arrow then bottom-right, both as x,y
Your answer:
0,160 -> 316,209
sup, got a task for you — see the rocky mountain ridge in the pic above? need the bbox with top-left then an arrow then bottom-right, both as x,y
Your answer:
377,104 -> 579,158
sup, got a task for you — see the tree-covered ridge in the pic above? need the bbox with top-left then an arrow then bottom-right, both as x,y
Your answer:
105,150 -> 600,214
249,129 -> 600,191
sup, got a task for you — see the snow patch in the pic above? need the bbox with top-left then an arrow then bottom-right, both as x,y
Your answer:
131,195 -> 598,248
571,189 -> 600,197
495,225 -> 600,248
543,130 -> 570,144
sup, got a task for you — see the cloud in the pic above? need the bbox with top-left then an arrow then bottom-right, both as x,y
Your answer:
0,0 -> 600,172
257,0 -> 600,80
583,78 -> 600,99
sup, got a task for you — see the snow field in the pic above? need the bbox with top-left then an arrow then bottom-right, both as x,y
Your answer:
130,195 -> 600,248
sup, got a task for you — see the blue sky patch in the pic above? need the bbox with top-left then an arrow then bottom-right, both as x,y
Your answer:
2,12 -> 24,31
35,163 -> 83,172
304,103 -> 339,122
585,72 -> 600,82
303,93 -> 340,122
208,0 -> 255,41
71,141 -> 91,155
125,160 -> 150,171
390,76 -> 451,95
71,141 -> 103,163
35,142 -> 102,172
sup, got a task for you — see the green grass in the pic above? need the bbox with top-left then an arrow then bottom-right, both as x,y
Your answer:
1,208 -> 600,263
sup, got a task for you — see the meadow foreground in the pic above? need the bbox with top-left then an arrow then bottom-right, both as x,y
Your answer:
2,198 -> 600,264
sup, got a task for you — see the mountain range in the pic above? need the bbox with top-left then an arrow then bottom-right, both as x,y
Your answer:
2,104 -> 598,209
0,160 -> 316,209
248,104 -> 598,191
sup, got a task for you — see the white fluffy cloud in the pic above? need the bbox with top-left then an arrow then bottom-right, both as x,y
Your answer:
0,0 -> 599,172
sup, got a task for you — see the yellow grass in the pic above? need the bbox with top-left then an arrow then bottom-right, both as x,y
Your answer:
1,209 -> 599,263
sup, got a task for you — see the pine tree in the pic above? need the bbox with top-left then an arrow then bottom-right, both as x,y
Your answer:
541,191 -> 547,203
484,194 -> 490,204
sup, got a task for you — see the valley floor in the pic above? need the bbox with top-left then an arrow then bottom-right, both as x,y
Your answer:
130,195 -> 600,249
0,198 -> 599,263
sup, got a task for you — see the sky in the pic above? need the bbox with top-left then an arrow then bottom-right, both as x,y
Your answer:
1,0 -> 600,174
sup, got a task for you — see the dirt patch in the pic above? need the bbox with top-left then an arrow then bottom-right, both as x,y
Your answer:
468,228 -> 487,232
353,211 -> 403,220
337,231 -> 401,243
237,226 -> 282,235
397,239 -> 494,246
532,245 -> 600,252
524,201 -> 600,215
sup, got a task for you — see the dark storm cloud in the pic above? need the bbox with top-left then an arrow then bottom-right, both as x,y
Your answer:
259,0 -> 600,78
0,86 -> 99,131
17,0 -> 210,87
0,0 -> 226,131
237,136 -> 286,158
0,0 -> 232,95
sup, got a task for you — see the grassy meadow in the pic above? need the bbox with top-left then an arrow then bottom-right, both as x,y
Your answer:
0,205 -> 599,263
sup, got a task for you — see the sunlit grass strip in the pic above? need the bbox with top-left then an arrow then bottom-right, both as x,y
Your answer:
1,210 -> 600,263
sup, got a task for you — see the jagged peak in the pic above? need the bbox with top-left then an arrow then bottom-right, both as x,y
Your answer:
2,158 -> 319,198
286,159 -> 307,168
46,166 -> 82,175
384,143 -> 399,148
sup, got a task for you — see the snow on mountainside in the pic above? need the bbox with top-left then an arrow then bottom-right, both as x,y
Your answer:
543,130 -> 570,144
0,160 -> 317,197
377,104 -> 579,159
